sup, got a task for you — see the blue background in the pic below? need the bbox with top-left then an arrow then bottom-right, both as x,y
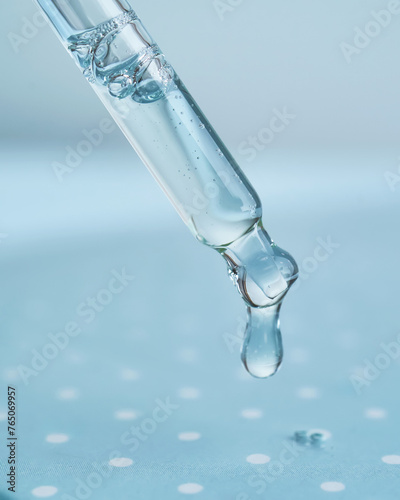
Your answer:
1,0 -> 400,499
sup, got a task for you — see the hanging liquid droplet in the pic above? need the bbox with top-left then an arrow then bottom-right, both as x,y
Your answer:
220,222 -> 298,378
241,303 -> 283,378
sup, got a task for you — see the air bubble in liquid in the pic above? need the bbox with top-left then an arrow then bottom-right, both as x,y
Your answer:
108,74 -> 136,98
94,42 -> 109,67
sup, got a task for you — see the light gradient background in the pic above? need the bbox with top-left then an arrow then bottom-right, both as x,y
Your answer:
0,1 -> 400,499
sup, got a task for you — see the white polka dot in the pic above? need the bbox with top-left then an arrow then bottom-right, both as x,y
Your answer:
178,348 -> 198,363
365,408 -> 387,419
320,482 -> 345,492
178,387 -> 200,400
31,486 -> 58,497
46,434 -> 69,444
120,368 -> 140,381
56,388 -> 79,400
178,432 -> 201,441
109,457 -> 133,467
66,352 -> 85,364
3,368 -> 19,382
336,329 -> 359,349
0,411 -> 6,422
308,429 -> 332,440
382,455 -> 400,465
241,409 -> 263,419
297,387 -> 320,399
246,454 -> 271,465
114,410 -> 139,420
178,483 -> 204,494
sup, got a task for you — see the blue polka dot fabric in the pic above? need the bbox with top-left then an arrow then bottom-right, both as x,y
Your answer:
0,151 -> 399,499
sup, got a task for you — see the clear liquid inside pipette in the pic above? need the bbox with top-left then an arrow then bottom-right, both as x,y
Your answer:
62,8 -> 298,378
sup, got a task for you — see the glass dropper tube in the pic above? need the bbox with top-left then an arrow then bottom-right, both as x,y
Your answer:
35,0 -> 298,378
